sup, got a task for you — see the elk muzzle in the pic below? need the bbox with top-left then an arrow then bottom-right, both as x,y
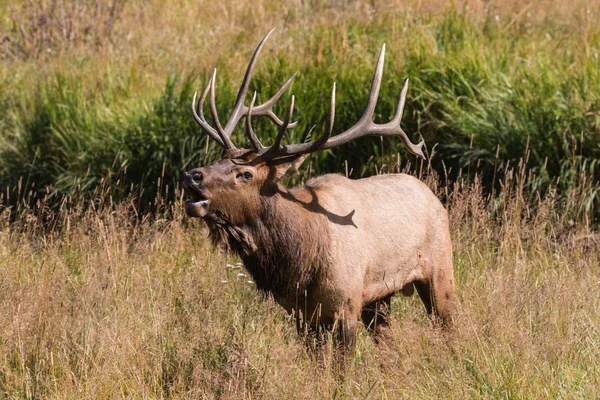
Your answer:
183,169 -> 211,218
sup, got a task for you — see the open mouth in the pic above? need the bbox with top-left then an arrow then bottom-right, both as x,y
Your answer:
183,186 -> 211,217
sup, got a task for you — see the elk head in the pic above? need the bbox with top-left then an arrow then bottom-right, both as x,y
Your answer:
183,29 -> 425,222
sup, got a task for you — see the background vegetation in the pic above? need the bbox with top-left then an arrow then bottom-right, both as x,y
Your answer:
1,0 -> 599,398
1,0 -> 599,218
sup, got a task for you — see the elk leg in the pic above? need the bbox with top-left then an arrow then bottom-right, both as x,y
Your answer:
301,324 -> 331,366
415,274 -> 454,327
425,243 -> 455,327
414,280 -> 433,315
339,317 -> 357,350
361,295 -> 393,343
431,267 -> 455,327
333,317 -> 358,372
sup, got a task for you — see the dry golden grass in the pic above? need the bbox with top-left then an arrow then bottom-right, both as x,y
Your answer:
1,168 -> 598,398
3,0 -> 599,92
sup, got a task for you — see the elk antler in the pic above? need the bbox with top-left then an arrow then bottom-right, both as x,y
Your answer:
193,31 -> 425,159
249,44 -> 425,160
191,29 -> 297,149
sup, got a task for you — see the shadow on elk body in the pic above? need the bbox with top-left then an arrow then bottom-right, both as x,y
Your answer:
182,29 -> 455,360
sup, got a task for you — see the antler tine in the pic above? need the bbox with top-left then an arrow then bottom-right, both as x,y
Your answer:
268,95 -> 295,154
245,92 -> 266,152
394,78 -> 409,122
325,82 -> 336,139
191,78 -> 225,146
383,78 -> 425,158
261,83 -> 334,160
261,81 -> 335,160
248,72 -> 299,128
320,43 -> 386,147
222,29 -> 298,136
360,43 -> 385,124
192,30 -> 299,150
223,29 -> 275,136
300,82 -> 336,150
209,69 -> 236,149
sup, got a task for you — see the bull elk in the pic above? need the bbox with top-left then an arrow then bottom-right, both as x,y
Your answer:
183,30 -> 455,354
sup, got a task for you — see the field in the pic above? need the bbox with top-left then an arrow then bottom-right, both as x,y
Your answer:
1,0 -> 599,398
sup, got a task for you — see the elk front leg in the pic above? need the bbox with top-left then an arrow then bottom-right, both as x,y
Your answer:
332,317 -> 357,373
331,299 -> 361,373
339,317 -> 357,350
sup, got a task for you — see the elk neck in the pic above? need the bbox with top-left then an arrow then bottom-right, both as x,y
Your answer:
205,182 -> 332,300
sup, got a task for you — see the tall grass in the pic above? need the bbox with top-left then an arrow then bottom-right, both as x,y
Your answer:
0,155 -> 598,398
1,0 -> 599,219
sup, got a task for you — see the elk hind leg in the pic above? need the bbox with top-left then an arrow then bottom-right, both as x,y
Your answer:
431,266 -> 455,327
415,270 -> 454,327
361,295 -> 393,343
414,280 -> 433,315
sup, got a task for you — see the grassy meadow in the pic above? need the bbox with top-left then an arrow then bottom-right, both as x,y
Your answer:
1,0 -> 599,398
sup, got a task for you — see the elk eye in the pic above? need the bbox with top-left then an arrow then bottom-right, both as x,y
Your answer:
236,171 -> 253,181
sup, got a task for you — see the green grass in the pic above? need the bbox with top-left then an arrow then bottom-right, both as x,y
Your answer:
1,1 -> 599,219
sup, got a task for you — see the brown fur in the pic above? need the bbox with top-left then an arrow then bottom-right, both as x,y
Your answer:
183,149 -> 455,350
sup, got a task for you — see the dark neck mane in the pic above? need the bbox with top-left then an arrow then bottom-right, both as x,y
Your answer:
204,186 -> 330,300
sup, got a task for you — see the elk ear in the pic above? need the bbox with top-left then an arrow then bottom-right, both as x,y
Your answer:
267,154 -> 308,181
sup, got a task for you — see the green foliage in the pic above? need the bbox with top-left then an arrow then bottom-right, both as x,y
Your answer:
1,9 -> 599,219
